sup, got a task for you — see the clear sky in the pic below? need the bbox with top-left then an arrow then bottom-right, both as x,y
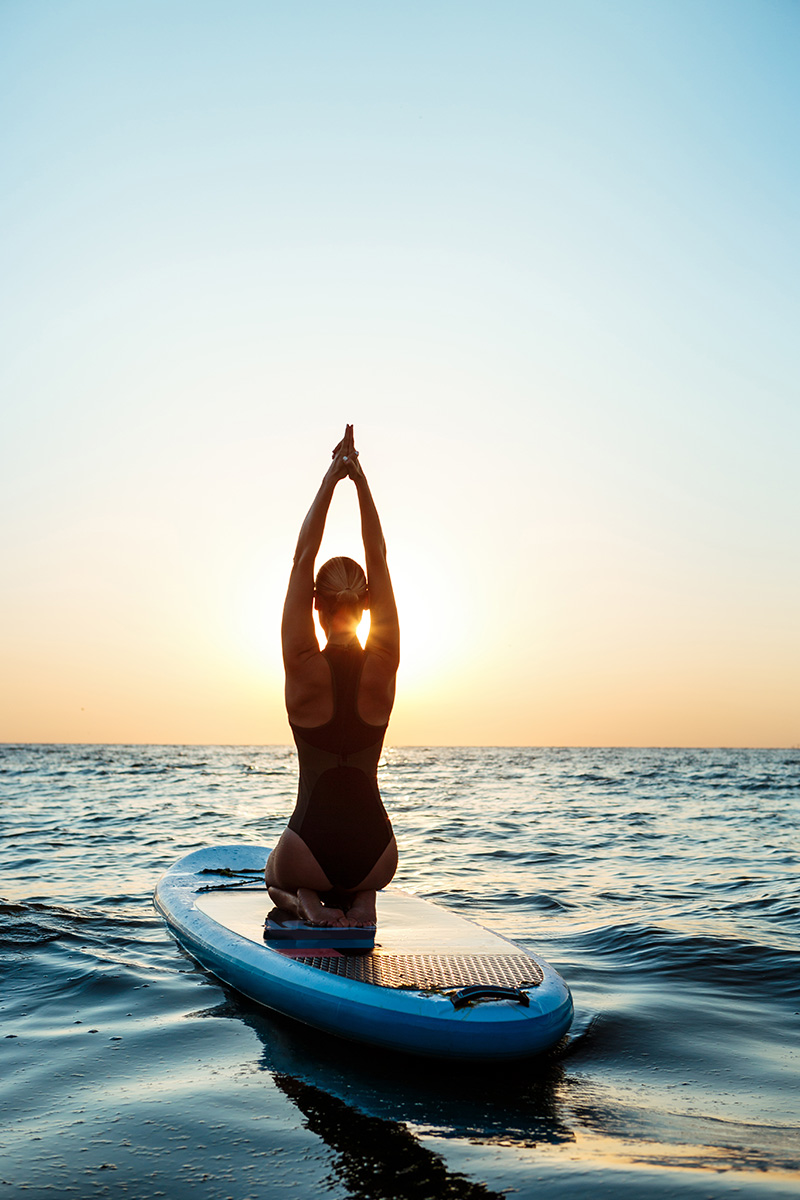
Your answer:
2,0 -> 798,746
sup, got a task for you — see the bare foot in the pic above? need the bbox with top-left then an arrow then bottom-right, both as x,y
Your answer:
297,888 -> 346,927
342,890 -> 378,928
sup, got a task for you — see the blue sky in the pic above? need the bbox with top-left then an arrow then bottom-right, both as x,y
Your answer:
2,1 -> 798,744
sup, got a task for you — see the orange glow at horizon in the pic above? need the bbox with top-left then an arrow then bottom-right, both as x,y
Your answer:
2,4 -> 798,748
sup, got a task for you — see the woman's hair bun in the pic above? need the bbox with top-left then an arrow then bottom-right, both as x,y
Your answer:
335,587 -> 363,605
315,557 -> 368,608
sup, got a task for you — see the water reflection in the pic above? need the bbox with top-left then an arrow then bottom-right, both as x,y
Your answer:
196,994 -> 575,1198
274,1072 -> 506,1200
252,1002 -> 572,1143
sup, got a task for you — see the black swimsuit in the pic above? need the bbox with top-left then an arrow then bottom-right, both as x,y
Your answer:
288,640 -> 393,891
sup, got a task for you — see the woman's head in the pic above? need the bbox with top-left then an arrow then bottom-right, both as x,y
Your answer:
314,557 -> 368,624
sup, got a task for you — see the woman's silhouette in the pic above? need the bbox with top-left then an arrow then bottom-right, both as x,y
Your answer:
265,425 -> 399,928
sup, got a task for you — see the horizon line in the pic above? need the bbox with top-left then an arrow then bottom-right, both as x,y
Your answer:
2,741 -> 797,752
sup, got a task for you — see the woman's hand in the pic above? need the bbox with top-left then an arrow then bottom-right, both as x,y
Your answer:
325,424 -> 354,485
332,423 -> 364,481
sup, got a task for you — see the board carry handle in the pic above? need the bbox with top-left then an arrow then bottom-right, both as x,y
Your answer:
448,985 -> 531,1009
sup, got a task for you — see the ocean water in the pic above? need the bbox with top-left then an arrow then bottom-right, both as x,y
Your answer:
1,743 -> 798,1200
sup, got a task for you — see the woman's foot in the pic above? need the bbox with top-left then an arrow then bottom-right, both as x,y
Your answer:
341,890 -> 377,927
267,884 -> 345,927
297,888 -> 348,927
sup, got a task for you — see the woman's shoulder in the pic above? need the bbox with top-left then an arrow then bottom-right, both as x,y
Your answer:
358,651 -> 396,726
285,650 -> 333,727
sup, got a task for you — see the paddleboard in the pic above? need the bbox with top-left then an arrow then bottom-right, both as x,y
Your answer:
154,844 -> 573,1060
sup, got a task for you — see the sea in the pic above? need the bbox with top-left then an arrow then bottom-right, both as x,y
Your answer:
1,744 -> 798,1200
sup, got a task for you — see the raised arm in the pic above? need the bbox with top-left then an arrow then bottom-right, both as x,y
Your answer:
343,430 -> 400,669
281,439 -> 350,668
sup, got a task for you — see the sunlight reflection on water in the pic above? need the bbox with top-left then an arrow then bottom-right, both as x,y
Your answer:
2,744 -> 799,1197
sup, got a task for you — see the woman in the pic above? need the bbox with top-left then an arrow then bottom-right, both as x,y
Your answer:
265,425 -> 400,928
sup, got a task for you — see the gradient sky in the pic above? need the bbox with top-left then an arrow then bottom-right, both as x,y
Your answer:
2,0 -> 798,746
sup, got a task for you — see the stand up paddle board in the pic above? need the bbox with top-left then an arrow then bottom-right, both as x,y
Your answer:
154,844 -> 573,1060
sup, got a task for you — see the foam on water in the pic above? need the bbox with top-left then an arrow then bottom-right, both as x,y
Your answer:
1,744 -> 799,1198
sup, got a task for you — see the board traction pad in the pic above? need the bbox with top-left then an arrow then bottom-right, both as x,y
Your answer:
281,952 -> 544,991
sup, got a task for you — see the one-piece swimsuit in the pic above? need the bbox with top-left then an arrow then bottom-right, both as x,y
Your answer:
288,639 -> 392,891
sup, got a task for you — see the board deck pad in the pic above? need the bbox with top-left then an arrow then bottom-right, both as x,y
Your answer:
285,952 -> 544,990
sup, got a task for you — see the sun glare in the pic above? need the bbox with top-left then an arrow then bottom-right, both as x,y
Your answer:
391,569 -> 466,688
234,544 -> 468,724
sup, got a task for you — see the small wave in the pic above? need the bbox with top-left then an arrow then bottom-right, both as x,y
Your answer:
573,773 -> 621,787
516,891 -> 572,912
719,893 -> 800,921
0,899 -> 89,947
0,899 -> 154,951
574,921 -> 800,1001
739,777 -> 800,792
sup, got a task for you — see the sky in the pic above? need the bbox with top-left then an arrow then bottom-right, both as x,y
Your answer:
2,0 -> 798,747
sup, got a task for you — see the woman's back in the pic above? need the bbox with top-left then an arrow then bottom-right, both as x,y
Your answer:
264,425 -> 399,927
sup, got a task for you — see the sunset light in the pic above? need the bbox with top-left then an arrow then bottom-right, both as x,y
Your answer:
4,7 -> 799,1196
2,2 -> 798,747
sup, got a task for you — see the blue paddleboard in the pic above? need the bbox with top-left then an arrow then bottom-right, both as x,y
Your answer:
154,844 -> 573,1061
